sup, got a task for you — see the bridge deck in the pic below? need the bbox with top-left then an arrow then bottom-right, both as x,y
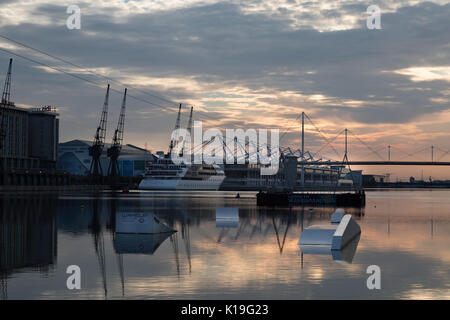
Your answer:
306,161 -> 450,166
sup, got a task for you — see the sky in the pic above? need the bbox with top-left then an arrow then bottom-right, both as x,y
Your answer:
0,0 -> 449,180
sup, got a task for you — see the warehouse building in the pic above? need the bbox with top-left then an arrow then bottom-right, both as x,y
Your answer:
58,139 -> 155,176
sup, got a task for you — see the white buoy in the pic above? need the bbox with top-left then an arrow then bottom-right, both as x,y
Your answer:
298,213 -> 361,250
331,214 -> 361,250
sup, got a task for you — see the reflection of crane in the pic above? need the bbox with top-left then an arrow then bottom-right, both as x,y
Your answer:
89,84 -> 110,176
271,215 -> 292,254
109,197 -> 125,297
107,89 -> 127,177
170,231 -> 181,277
217,228 -> 230,243
89,198 -> 108,299
116,253 -> 125,297
233,218 -> 249,241
181,222 -> 192,273
0,272 -> 7,300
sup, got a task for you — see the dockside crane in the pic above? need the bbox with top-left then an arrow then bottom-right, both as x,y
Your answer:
89,84 -> 110,176
180,106 -> 193,158
168,103 -> 182,155
186,106 -> 193,135
0,59 -> 13,182
107,88 -> 127,177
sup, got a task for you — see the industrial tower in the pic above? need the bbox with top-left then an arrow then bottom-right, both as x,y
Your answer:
89,84 -> 110,176
107,88 -> 127,177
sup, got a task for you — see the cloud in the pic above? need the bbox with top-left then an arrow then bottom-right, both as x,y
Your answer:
0,0 -> 450,178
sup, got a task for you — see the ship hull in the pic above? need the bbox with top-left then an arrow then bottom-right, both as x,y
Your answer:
139,176 -> 225,190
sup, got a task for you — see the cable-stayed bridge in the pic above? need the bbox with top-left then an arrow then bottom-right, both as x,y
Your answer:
279,112 -> 450,169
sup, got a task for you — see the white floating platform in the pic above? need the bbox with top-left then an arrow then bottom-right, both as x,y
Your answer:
297,225 -> 337,245
115,212 -> 174,234
331,214 -> 361,250
298,211 -> 360,250
216,208 -> 239,228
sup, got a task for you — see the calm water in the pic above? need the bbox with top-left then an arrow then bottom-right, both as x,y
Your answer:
0,189 -> 449,300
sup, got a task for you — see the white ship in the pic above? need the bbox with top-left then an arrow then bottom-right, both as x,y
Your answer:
138,156 -> 225,190
139,105 -> 225,190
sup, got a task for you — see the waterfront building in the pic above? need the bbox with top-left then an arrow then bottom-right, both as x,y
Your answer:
221,157 -> 362,191
58,139 -> 155,176
362,174 -> 388,186
0,105 -> 59,170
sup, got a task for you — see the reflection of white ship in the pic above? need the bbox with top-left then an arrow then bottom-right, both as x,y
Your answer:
139,157 -> 225,190
115,233 -> 172,254
115,212 -> 174,234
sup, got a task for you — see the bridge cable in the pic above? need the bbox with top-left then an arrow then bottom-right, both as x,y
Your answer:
347,129 -> 385,160
304,113 -> 341,158
0,33 -> 178,107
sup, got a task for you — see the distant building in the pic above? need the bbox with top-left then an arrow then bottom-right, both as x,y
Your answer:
28,107 -> 59,168
343,170 -> 363,188
58,139 -> 156,176
221,158 -> 358,191
362,174 -> 387,186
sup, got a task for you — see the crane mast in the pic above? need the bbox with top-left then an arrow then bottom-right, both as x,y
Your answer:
107,88 -> 127,177
89,84 -> 110,176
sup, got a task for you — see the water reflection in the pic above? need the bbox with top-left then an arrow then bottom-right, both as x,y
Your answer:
0,190 -> 449,299
0,195 -> 57,300
114,232 -> 172,255
299,234 -> 361,264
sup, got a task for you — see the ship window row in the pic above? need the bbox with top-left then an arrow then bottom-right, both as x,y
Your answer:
146,171 -> 180,176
